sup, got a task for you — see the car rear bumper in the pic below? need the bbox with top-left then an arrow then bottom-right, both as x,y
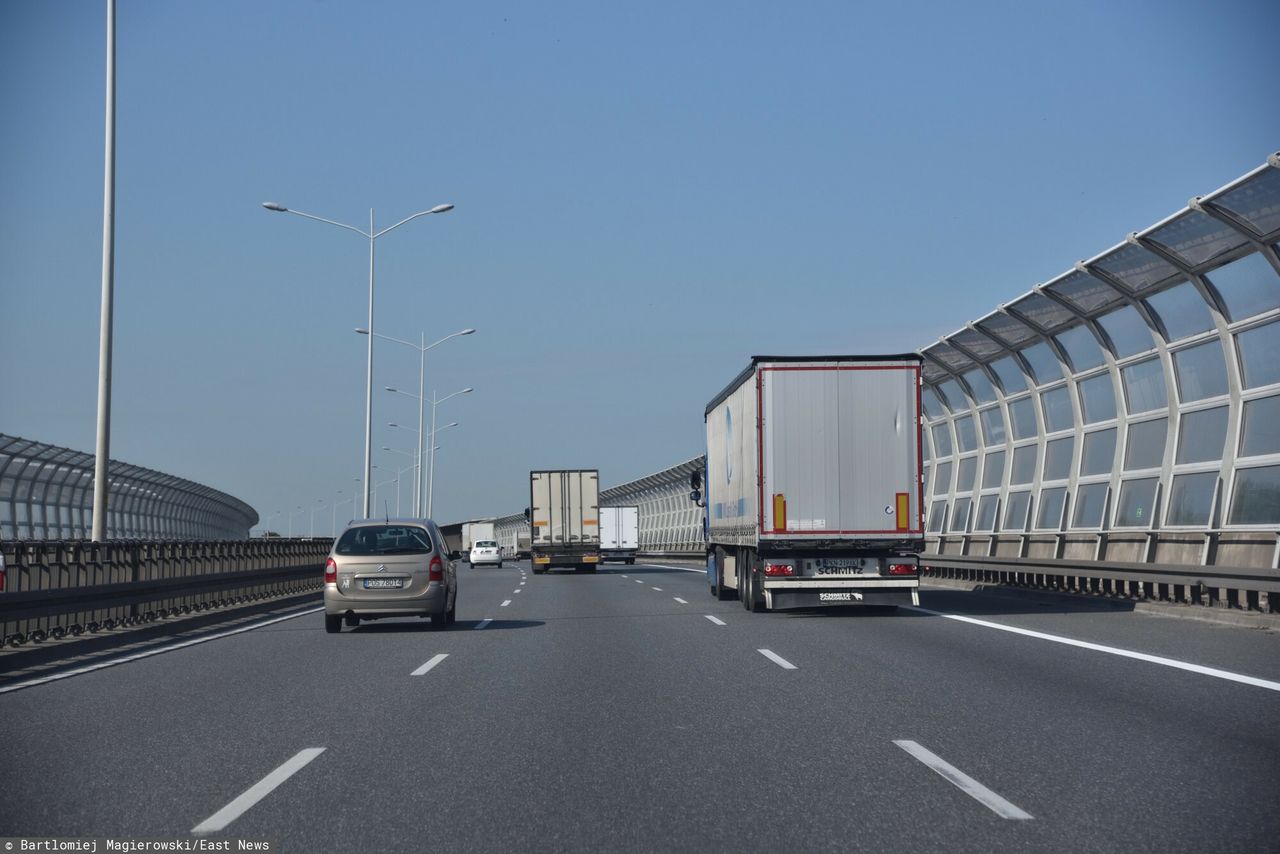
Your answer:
470,555 -> 502,566
324,582 -> 446,617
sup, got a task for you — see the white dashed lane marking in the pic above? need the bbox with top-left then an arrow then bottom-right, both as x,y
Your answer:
192,748 -> 326,835
475,619 -> 492,630
501,599 -> 512,607
705,615 -> 726,626
411,653 -> 449,676
894,740 -> 1033,820
757,649 -> 797,670
674,597 -> 688,604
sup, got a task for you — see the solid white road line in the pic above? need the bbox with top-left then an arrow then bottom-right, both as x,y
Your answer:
705,615 -> 727,626
192,747 -> 326,835
758,649 -> 797,670
475,619 -> 492,630
501,599 -> 512,607
411,653 -> 449,676
641,563 -> 706,574
674,597 -> 688,604
893,740 -> 1033,820
905,606 -> 1280,693
0,606 -> 324,696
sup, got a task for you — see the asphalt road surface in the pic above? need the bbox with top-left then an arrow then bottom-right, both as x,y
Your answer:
2,561 -> 1278,852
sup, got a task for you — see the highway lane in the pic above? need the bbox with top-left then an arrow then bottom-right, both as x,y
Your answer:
1,561 -> 1277,852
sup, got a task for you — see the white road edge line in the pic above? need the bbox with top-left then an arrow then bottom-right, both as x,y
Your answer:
192,747 -> 326,835
642,564 -> 706,574
674,597 -> 688,604
0,606 -> 324,696
758,649 -> 797,670
411,653 -> 449,676
475,619 -> 492,630
501,599 -> 512,607
893,740 -> 1033,820
705,615 -> 726,626
904,605 -> 1280,693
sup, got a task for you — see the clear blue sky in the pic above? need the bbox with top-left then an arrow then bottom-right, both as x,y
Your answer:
2,0 -> 1277,531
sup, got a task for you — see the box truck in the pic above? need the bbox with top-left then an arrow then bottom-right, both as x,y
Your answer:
528,470 -> 601,573
599,506 -> 639,564
461,520 -> 496,553
693,355 -> 924,611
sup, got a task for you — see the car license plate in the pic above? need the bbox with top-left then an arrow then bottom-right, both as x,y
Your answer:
363,578 -> 404,589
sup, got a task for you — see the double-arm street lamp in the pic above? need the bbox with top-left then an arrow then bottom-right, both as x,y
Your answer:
262,200 -> 454,518
426,388 -> 472,517
364,327 -> 475,515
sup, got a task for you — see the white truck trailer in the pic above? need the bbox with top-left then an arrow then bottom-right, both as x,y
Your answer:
599,506 -> 639,564
528,470 -> 601,573
693,355 -> 924,611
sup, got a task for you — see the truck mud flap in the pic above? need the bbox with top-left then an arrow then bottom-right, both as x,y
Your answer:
767,587 -> 918,610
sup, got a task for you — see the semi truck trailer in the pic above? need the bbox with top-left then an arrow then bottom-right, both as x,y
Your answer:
693,355 -> 924,612
528,470 -> 601,573
599,505 -> 639,564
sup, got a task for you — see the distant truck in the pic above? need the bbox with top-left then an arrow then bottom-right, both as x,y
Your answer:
693,355 -> 924,612
599,506 -> 639,564
528,470 -> 600,574
462,521 -> 496,553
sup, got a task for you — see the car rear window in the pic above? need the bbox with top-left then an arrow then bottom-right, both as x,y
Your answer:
475,540 -> 497,548
336,525 -> 433,555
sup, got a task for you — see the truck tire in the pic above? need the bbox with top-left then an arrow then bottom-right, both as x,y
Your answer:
710,547 -> 734,600
743,551 -> 763,612
533,566 -> 547,575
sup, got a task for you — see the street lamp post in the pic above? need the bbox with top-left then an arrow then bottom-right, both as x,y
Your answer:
364,326 -> 475,515
333,477 -> 360,534
428,388 -> 472,518
90,0 -> 117,542
262,200 -> 453,518
310,498 -> 326,538
288,505 -> 304,538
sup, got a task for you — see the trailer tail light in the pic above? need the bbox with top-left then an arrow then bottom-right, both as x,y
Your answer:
324,558 -> 337,584
429,555 -> 444,582
887,563 -> 916,576
764,563 -> 795,577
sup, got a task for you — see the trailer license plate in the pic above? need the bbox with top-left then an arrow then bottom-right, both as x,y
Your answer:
816,559 -> 864,574
363,578 -> 404,589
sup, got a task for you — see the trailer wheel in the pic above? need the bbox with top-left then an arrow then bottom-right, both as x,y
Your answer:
743,551 -> 764,612
711,547 -> 734,600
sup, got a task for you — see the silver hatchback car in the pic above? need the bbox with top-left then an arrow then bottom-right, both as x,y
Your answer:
324,519 -> 459,633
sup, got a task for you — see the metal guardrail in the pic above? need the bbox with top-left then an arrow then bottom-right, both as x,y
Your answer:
0,538 -> 332,645
920,553 -> 1279,613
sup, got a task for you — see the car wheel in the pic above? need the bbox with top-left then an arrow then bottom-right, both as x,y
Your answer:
344,614 -> 360,628
431,602 -> 449,630
447,590 -> 457,625
324,614 -> 341,634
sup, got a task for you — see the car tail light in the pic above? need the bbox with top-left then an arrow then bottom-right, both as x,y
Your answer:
324,558 -> 337,584
429,555 -> 444,582
764,563 -> 794,577
887,563 -> 916,576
